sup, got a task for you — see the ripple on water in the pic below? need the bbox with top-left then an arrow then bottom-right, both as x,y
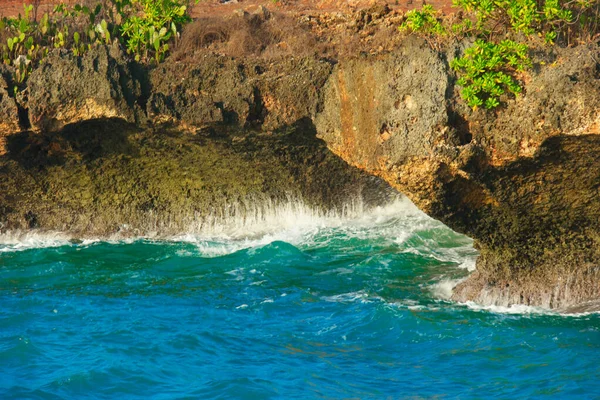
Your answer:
1,198 -> 600,398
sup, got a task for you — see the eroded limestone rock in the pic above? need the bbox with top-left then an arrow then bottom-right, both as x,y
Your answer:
27,45 -> 142,132
147,55 -> 332,131
0,68 -> 21,155
315,38 -> 600,310
315,37 -> 450,171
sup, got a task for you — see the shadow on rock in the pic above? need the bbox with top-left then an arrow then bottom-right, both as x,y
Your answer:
0,117 -> 399,236
5,118 -> 139,169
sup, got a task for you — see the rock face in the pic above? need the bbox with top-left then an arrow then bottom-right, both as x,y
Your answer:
316,37 -> 451,171
0,118 -> 394,236
0,38 -> 598,310
450,135 -> 600,310
314,38 -> 600,311
147,55 -> 332,131
0,67 -> 22,155
27,45 -> 143,132
465,45 -> 600,165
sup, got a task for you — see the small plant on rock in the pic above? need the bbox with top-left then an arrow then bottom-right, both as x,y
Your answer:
0,0 -> 200,92
400,5 -> 446,36
450,39 -> 531,109
404,0 -> 600,109
119,0 -> 191,63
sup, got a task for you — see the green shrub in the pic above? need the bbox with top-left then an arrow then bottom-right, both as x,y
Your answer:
403,0 -> 599,109
452,0 -> 597,42
0,0 -> 200,91
450,39 -> 530,109
0,3 -> 111,88
400,5 -> 446,35
118,0 -> 192,63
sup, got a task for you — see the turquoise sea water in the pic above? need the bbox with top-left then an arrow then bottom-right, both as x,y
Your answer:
1,199 -> 599,399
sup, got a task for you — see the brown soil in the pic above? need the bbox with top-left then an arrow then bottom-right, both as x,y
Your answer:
0,0 -> 75,19
1,0 -> 457,61
189,0 -> 456,17
0,0 -> 456,19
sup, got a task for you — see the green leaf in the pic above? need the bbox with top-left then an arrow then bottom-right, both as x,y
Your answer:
485,97 -> 500,109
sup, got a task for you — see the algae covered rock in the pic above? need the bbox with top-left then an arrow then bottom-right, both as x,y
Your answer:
0,118 -> 395,236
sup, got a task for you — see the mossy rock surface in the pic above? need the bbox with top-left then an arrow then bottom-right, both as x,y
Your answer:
0,118 -> 394,236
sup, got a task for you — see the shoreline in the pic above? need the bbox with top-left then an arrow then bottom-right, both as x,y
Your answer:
0,2 -> 598,310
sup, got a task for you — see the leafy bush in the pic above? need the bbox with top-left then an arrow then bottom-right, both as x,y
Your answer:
1,4 -> 103,88
118,0 -> 191,63
452,0 -> 599,43
404,1 -> 599,109
450,39 -> 530,109
400,5 -> 446,36
0,1 -> 199,92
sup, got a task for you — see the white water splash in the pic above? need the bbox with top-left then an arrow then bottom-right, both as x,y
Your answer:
171,196 -> 436,257
458,258 -> 477,272
0,231 -> 73,253
431,278 -> 466,300
459,301 -> 600,317
322,290 -> 374,303
462,301 -> 561,315
0,195 -> 475,271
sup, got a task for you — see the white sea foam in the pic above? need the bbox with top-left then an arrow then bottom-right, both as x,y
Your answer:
194,195 -> 422,240
0,195 -> 476,270
431,278 -> 466,300
0,231 -> 73,253
322,291 -> 371,303
458,258 -> 477,272
459,301 -> 600,317
170,196 -> 437,257
461,301 -> 560,315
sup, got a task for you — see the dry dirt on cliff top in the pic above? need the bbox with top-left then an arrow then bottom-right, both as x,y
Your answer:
1,1 -> 457,61
0,1 -> 456,18
189,0 -> 456,17
173,1 -> 457,61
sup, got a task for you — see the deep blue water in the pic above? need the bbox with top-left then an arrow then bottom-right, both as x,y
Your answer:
1,200 -> 599,399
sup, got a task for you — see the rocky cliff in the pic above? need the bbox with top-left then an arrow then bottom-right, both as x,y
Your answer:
314,38 -> 600,311
0,36 -> 598,310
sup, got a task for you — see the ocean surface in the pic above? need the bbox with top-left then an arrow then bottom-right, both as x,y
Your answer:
1,198 -> 599,399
